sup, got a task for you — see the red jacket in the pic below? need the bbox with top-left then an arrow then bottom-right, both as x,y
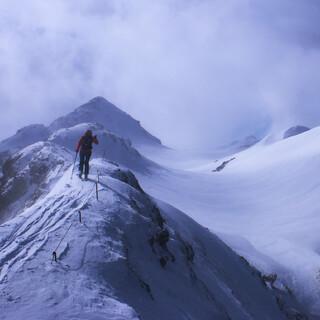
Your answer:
76,135 -> 99,153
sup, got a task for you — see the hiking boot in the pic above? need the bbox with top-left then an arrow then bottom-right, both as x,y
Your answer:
84,175 -> 88,181
78,173 -> 83,179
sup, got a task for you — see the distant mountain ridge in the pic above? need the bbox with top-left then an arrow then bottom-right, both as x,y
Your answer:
0,124 -> 50,154
0,97 -> 162,157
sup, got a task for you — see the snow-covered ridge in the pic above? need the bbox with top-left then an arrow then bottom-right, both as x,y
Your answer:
48,122 -> 157,172
0,158 -> 308,319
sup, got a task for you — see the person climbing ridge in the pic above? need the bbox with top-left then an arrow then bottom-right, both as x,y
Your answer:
76,129 -> 99,180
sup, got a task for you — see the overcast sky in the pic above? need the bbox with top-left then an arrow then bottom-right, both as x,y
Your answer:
0,0 -> 320,149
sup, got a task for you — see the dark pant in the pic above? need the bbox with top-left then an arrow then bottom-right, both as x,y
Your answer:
79,152 -> 92,176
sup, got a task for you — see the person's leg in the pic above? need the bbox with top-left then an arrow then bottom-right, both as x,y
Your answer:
84,152 -> 92,178
79,152 -> 85,177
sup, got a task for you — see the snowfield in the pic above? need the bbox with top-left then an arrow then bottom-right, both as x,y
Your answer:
138,126 -> 320,317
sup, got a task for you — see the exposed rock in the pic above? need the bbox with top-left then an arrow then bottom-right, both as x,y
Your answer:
262,273 -> 277,288
213,157 -> 236,172
110,168 -> 144,193
283,126 -> 310,139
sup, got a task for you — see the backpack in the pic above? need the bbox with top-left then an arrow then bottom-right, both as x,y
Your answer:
81,136 -> 93,151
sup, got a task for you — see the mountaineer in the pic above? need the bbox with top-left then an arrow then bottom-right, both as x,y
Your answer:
76,130 -> 99,180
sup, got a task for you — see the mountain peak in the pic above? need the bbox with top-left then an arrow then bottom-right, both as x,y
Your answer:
49,97 -> 162,147
88,96 -> 110,104
85,96 -> 117,110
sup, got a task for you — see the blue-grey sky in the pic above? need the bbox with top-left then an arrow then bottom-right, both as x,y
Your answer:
1,0 -> 320,149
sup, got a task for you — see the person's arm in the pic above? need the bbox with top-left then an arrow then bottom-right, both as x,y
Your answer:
76,137 -> 83,152
93,135 -> 99,145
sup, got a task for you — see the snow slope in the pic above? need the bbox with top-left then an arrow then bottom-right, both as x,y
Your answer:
137,126 -> 320,316
49,97 -> 162,147
0,142 -> 72,224
0,149 -> 307,319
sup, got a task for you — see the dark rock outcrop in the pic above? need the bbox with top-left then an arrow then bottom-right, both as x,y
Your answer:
213,157 -> 236,172
110,168 -> 144,193
283,126 -> 310,139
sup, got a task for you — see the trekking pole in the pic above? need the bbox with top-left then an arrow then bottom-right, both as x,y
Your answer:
71,151 -> 78,180
96,171 -> 100,200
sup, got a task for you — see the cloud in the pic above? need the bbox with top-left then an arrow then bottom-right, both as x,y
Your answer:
0,0 -> 320,150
